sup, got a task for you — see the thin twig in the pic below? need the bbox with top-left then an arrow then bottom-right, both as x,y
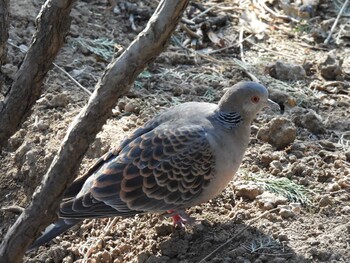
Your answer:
52,63 -> 92,96
7,40 -> 92,96
257,0 -> 299,23
324,0 -> 350,44
190,3 -> 225,21
199,208 -> 280,262
239,27 -> 245,63
179,23 -> 201,38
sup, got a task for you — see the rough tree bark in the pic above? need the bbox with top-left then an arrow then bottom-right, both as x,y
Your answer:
0,0 -> 77,149
0,0 -> 9,64
0,1 -> 189,262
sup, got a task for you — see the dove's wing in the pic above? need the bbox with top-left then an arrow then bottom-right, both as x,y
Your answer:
59,124 -> 215,219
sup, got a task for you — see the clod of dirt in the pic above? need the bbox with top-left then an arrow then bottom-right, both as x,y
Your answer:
234,183 -> 263,200
318,196 -> 332,207
159,239 -> 189,258
268,88 -> 296,110
257,117 -> 296,150
48,93 -> 69,108
1,64 -> 17,80
256,192 -> 288,211
292,108 -> 326,134
265,60 -> 306,81
328,182 -> 341,192
278,206 -> 295,219
155,224 -> 173,237
318,51 -> 343,80
124,101 -> 140,114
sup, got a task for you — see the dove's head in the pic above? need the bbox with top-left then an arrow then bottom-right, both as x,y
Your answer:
218,81 -> 280,123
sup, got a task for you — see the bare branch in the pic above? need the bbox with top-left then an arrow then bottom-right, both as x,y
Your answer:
0,0 -> 76,149
0,0 -> 9,64
0,1 -> 189,262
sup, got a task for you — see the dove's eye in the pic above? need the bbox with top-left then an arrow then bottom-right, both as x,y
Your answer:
251,96 -> 260,103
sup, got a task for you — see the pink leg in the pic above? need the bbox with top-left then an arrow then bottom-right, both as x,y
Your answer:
166,210 -> 196,227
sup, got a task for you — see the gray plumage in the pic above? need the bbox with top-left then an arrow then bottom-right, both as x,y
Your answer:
28,81 -> 279,251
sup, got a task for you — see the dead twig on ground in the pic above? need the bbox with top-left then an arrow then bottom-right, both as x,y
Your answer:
0,1 -> 189,262
7,41 -> 92,96
239,27 -> 246,63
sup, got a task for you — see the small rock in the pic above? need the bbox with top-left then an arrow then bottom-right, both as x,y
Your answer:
318,196 -> 332,207
125,102 -> 140,114
265,60 -> 306,81
279,208 -> 295,219
257,192 -> 288,211
318,51 -> 343,80
341,206 -> 350,214
235,184 -> 263,200
257,117 -> 296,150
118,100 -> 126,111
292,108 -> 326,134
268,88 -> 296,109
14,141 -> 30,165
155,224 -> 172,236
337,179 -> 350,189
345,151 -> 350,162
328,182 -> 341,192
227,247 -> 246,259
48,93 -> 69,108
278,233 -> 289,242
159,239 -> 189,257
270,160 -> 283,171
290,203 -> 301,213
1,63 -> 17,80
33,120 -> 49,131
138,251 -> 150,263
101,250 -> 112,262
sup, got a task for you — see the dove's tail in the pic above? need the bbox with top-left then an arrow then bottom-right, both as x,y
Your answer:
27,218 -> 81,251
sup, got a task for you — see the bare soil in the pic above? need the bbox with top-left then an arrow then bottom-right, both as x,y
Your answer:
1,1 -> 349,263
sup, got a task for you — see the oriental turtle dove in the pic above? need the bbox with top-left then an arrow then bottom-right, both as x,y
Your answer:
29,81 -> 279,250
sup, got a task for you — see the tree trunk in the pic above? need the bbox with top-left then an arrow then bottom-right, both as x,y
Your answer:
0,0 -> 9,64
0,0 -> 76,149
0,1 -> 189,262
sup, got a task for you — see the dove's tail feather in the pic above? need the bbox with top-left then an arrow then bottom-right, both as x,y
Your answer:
27,218 -> 81,251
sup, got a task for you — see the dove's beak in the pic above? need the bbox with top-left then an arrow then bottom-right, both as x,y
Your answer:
266,99 -> 281,112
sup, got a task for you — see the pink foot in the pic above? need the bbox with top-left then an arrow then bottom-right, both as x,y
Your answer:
166,210 -> 196,227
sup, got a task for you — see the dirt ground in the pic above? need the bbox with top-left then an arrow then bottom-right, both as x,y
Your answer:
1,0 -> 350,262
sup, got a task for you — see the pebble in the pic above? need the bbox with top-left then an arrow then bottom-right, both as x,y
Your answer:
235,184 -> 263,200
257,192 -> 288,211
318,51 -> 343,80
328,182 -> 341,192
278,233 -> 289,242
125,102 -> 140,114
155,224 -> 172,236
265,60 -> 306,81
48,93 -> 69,108
270,160 -> 283,171
341,206 -> 350,214
257,117 -> 296,150
279,208 -> 295,219
318,196 -> 332,207
1,64 -> 17,80
345,151 -> 350,162
292,108 -> 326,134
290,203 -> 301,213
159,239 -> 189,257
